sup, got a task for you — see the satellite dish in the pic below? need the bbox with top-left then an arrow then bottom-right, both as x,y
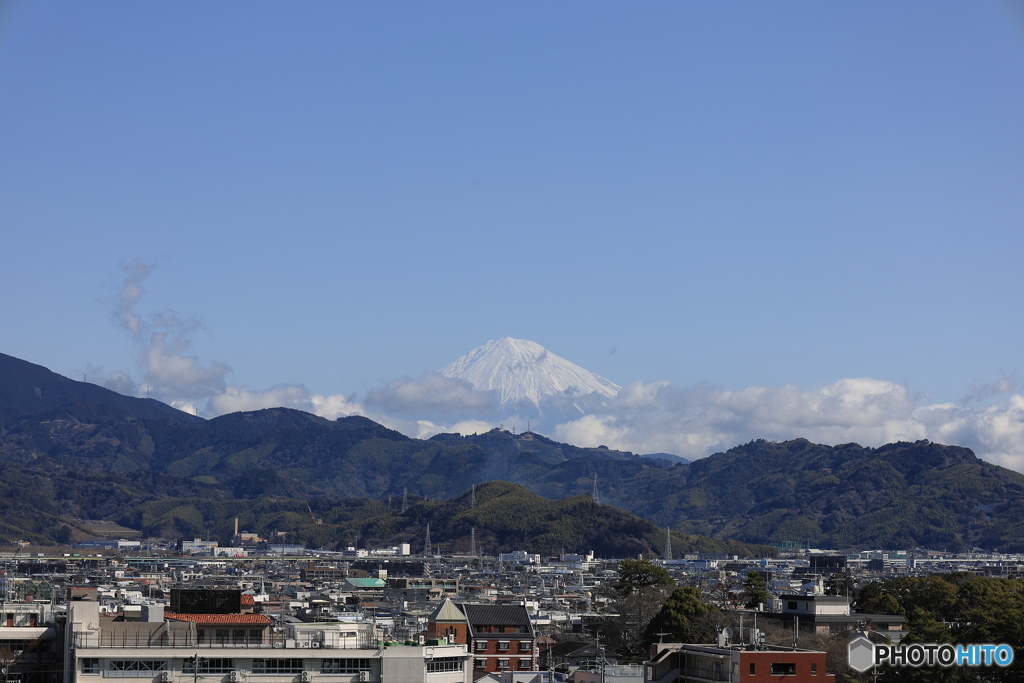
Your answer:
723,628 -> 733,638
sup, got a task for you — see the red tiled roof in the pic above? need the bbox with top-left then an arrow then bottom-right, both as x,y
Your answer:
240,595 -> 255,605
164,612 -> 272,624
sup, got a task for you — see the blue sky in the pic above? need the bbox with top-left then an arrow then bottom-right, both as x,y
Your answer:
2,2 -> 1024,466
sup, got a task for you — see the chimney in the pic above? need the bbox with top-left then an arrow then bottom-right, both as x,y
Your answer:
234,518 -> 239,536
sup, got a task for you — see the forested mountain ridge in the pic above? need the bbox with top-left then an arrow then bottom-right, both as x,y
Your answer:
3,351 -> 1024,552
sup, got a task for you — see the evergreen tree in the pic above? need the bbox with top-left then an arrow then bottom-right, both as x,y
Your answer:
743,570 -> 770,609
616,559 -> 675,595
644,586 -> 719,645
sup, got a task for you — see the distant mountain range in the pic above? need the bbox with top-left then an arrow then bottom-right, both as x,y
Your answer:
3,351 -> 1024,552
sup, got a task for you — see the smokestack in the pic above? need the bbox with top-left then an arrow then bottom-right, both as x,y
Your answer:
234,518 -> 239,536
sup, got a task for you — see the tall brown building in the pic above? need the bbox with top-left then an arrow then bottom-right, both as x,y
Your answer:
428,600 -> 537,673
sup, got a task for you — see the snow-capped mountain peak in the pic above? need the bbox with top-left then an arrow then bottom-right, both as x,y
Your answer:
440,337 -> 620,407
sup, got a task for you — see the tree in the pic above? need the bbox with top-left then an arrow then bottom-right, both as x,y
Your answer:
604,559 -> 677,658
615,559 -> 675,595
644,586 -> 719,645
743,571 -> 770,609
824,571 -> 853,597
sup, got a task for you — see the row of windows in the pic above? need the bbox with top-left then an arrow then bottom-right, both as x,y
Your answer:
473,641 -> 531,651
104,661 -> 167,677
252,659 -> 305,674
471,626 -> 529,633
197,629 -> 265,644
749,662 -> 817,676
473,659 -> 532,670
426,657 -> 464,673
321,659 -> 373,674
183,658 -> 235,674
82,658 -> 375,675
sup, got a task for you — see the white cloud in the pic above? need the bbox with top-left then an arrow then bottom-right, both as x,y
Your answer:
309,392 -> 363,420
102,259 -> 230,405
546,378 -> 1024,472
207,385 -> 312,414
364,372 -> 495,417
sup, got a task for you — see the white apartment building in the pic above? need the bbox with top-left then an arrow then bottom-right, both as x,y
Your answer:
64,594 -> 470,683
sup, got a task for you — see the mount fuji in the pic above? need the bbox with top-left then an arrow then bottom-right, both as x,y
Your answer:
440,337 -> 620,408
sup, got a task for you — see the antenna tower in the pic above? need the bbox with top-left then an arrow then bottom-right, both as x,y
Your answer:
665,527 -> 672,561
592,472 -> 599,504
469,527 -> 477,557
470,484 -> 476,508
402,487 -> 408,513
424,523 -> 432,557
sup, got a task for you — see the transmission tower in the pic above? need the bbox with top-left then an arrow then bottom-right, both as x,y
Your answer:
592,472 -> 599,504
469,527 -> 477,557
424,523 -> 432,557
470,484 -> 476,508
402,487 -> 408,513
665,527 -> 672,561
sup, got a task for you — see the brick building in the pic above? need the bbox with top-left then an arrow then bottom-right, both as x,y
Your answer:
427,600 -> 537,673
647,642 -> 834,683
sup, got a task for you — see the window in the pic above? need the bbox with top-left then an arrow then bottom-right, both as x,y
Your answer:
427,657 -> 464,673
233,629 -> 246,644
215,629 -> 229,644
518,659 -> 531,670
184,659 -> 235,674
770,663 -> 796,676
474,659 -> 486,669
811,662 -> 817,676
107,661 -> 168,677
474,641 -> 487,651
197,629 -> 206,644
81,658 -> 100,675
749,662 -> 755,676
249,630 -> 263,644
497,659 -> 510,670
252,659 -> 305,675
518,641 -> 531,652
497,641 -> 510,651
321,659 -> 372,674
787,602 -> 797,610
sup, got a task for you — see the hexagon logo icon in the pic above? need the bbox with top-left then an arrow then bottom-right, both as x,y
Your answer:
848,636 -> 875,672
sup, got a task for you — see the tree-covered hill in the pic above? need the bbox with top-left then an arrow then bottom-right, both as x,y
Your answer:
120,481 -> 775,558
